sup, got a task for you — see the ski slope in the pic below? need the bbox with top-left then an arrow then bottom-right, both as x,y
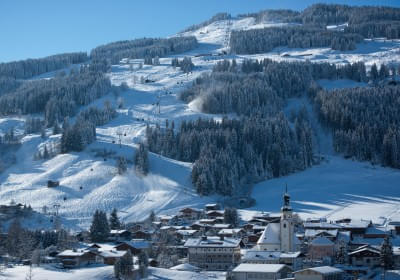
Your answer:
0,15 -> 400,230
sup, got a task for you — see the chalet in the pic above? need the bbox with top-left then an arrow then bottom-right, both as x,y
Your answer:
206,210 -> 224,219
294,266 -> 344,280
184,236 -> 241,270
109,229 -> 132,241
57,249 -> 99,268
218,228 -> 245,238
97,250 -> 127,265
242,251 -> 303,271
178,207 -> 201,221
303,222 -> 341,231
305,229 -> 338,241
115,239 -> 151,255
131,230 -> 153,240
205,203 -> 221,211
199,218 -> 217,225
159,215 -> 175,225
348,246 -> 381,267
176,229 -> 199,240
363,226 -> 388,239
212,223 -> 231,230
338,220 -> 369,237
308,237 -> 335,260
232,263 -> 292,280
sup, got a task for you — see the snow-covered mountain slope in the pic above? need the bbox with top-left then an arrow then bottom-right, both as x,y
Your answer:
1,15 -> 400,229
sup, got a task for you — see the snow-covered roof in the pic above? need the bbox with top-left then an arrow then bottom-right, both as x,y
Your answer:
110,229 -> 129,234
243,250 -> 281,261
98,250 -> 126,258
365,226 -> 387,235
303,222 -> 342,229
297,266 -> 343,275
233,263 -> 289,273
311,237 -> 334,246
177,230 -> 198,236
305,229 -> 338,238
170,263 -> 201,272
184,236 -> 241,248
257,223 -> 280,245
212,223 -> 231,229
219,228 -> 243,235
348,246 -> 380,256
57,249 -> 90,257
118,239 -> 150,249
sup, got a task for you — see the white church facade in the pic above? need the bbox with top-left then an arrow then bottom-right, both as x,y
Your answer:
256,189 -> 301,252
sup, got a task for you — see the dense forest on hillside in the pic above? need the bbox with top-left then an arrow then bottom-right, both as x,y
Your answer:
180,59 -> 367,115
314,85 -> 400,168
146,115 -> 313,196
230,27 -> 362,53
90,37 -> 198,64
0,67 -> 112,127
230,4 -> 400,55
0,52 -> 88,79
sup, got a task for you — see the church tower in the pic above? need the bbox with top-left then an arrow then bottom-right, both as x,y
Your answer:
280,186 -> 295,252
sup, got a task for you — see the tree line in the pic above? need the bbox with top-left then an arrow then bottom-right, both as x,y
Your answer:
146,115 -> 313,196
180,59 -> 367,116
0,66 -> 112,127
90,36 -> 198,64
230,26 -> 363,54
0,52 -> 88,79
314,85 -> 400,168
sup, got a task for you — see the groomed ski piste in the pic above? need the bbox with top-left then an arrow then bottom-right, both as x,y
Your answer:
0,15 -> 400,233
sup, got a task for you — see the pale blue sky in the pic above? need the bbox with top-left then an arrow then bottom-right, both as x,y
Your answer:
1,0 -> 400,62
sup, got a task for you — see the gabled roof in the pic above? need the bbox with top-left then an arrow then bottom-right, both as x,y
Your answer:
305,229 -> 338,238
184,236 -> 241,248
117,239 -> 150,249
57,249 -> 92,257
348,247 -> 380,256
170,263 -> 201,272
296,266 -> 343,275
257,223 -> 280,245
98,250 -> 126,258
233,263 -> 290,273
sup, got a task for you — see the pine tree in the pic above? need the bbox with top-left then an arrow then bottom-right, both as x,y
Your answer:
134,143 -> 149,175
119,250 -> 133,278
138,251 -> 149,278
109,208 -> 121,230
89,210 -> 110,242
380,236 -> 394,271
116,156 -> 127,175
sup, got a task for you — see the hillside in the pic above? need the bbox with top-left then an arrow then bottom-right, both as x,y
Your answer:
0,10 -> 400,231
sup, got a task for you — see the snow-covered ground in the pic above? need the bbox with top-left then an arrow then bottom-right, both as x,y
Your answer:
0,265 -> 226,280
1,15 -> 400,230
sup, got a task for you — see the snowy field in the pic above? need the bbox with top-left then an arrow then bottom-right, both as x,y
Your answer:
0,265 -> 225,280
0,16 -> 400,230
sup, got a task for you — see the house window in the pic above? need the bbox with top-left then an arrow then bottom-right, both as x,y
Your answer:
284,224 -> 287,228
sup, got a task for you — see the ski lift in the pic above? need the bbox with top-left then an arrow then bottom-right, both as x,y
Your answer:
63,196 -> 67,201
79,186 -> 83,190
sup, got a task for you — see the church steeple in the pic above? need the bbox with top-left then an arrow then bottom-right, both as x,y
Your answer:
280,184 -> 294,252
282,184 -> 292,212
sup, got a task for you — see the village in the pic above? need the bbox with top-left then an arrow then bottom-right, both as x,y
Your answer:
0,190 -> 399,279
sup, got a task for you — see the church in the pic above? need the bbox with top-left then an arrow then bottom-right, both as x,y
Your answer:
256,189 -> 301,252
